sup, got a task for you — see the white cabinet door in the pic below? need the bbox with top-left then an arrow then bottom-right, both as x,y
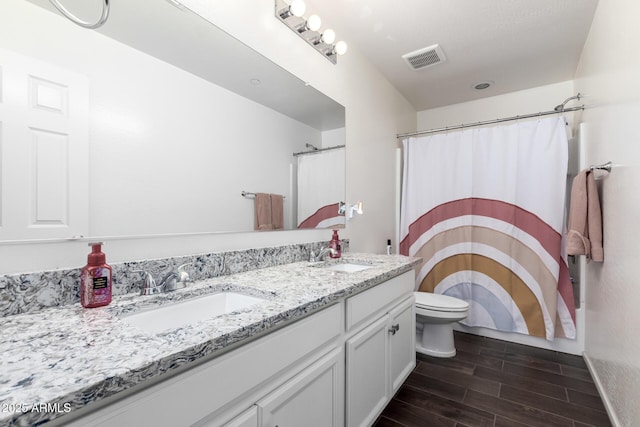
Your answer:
388,296 -> 416,394
258,347 -> 343,427
345,315 -> 389,427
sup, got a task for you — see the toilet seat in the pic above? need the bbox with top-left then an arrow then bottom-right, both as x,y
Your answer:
414,292 -> 469,313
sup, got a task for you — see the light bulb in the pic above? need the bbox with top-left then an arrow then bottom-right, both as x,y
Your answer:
307,14 -> 322,32
321,28 -> 336,44
335,40 -> 348,55
289,0 -> 306,17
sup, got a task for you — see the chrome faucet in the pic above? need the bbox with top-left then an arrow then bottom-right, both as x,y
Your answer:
137,263 -> 194,295
158,271 -> 181,292
309,247 -> 337,262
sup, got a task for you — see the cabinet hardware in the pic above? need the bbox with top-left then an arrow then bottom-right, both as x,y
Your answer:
388,324 -> 400,335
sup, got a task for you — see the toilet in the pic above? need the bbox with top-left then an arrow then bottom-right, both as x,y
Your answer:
414,291 -> 470,358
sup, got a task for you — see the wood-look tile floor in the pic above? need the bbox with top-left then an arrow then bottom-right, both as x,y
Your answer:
374,331 -> 611,427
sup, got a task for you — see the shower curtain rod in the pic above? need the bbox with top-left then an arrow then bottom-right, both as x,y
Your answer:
396,104 -> 584,139
292,144 -> 345,157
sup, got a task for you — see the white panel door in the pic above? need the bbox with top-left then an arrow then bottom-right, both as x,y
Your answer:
0,48 -> 88,240
345,315 -> 389,427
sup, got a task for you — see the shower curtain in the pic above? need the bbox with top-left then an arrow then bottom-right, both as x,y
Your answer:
400,116 -> 576,340
297,147 -> 345,228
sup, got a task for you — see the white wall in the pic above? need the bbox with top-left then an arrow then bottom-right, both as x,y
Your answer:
322,128 -> 346,149
573,0 -> 640,424
0,0 -> 415,274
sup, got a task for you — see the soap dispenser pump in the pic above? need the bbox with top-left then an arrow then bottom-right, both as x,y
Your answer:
81,242 -> 113,308
329,229 -> 341,259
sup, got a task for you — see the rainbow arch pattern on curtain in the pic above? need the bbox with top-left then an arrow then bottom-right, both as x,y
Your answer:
400,116 -> 576,340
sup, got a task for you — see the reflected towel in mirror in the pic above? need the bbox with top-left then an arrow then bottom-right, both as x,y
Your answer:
254,193 -> 284,231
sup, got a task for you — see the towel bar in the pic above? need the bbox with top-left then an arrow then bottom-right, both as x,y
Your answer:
589,161 -> 612,173
241,191 -> 286,199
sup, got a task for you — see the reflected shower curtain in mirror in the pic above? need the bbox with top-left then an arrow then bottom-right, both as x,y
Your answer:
297,147 -> 345,228
400,116 -> 576,340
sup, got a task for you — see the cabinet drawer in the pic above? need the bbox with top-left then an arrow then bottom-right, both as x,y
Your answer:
345,270 -> 414,332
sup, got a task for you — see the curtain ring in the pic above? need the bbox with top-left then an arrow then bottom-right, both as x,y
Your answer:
49,0 -> 110,29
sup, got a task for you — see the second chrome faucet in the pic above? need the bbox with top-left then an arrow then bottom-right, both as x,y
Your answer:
309,247 -> 338,262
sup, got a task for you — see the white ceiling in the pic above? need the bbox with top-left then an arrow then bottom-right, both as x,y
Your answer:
26,0 -> 599,119
305,0 -> 599,111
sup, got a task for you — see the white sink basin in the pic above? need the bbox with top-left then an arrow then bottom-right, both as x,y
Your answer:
122,292 -> 265,334
323,263 -> 374,273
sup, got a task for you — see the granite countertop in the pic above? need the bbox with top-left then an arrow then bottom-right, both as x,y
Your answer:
0,253 -> 420,426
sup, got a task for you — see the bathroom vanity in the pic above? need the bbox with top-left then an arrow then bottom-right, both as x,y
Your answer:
0,253 -> 419,427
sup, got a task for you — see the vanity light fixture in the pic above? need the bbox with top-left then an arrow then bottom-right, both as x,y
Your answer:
275,0 -> 347,64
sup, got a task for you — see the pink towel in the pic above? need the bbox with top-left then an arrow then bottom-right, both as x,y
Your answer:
254,193 -> 284,231
566,170 -> 604,262
270,194 -> 284,230
254,193 -> 273,231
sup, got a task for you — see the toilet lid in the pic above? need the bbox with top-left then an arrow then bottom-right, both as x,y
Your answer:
414,292 -> 469,312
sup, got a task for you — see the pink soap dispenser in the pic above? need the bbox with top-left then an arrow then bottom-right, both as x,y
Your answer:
329,229 -> 342,258
81,242 -> 113,308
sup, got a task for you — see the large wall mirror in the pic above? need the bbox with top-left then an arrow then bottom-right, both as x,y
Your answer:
0,0 -> 345,242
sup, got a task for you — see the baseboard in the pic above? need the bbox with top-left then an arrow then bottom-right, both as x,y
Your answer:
453,324 -> 584,355
583,352 -> 621,427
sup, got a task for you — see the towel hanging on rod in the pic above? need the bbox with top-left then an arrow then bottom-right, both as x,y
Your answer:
250,192 -> 284,231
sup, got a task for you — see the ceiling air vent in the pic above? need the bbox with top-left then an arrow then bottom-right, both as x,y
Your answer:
402,44 -> 446,70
